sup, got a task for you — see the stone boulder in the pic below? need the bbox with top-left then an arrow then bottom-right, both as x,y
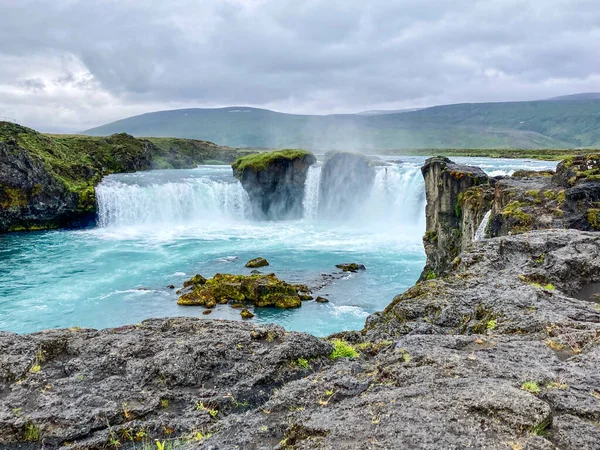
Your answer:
335,263 -> 366,272
232,150 -> 316,220
245,257 -> 269,268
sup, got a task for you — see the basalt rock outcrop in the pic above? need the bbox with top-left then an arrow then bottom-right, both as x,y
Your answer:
420,154 -> 600,280
489,153 -> 600,235
318,152 -> 376,219
420,156 -> 490,280
232,150 -> 316,220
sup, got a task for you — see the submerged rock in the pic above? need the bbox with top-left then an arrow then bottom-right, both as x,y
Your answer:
232,150 -> 316,220
245,257 -> 269,268
315,296 -> 329,303
335,263 -> 366,272
240,309 -> 255,319
177,272 -> 303,309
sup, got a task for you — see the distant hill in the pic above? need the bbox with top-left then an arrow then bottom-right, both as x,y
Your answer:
545,93 -> 600,101
84,97 -> 600,149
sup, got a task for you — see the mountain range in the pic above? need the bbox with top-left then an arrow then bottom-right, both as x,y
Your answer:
84,93 -> 600,150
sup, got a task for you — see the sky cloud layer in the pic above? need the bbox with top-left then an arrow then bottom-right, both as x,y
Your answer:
0,0 -> 599,132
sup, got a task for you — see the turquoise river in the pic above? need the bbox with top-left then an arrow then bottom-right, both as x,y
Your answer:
0,156 -> 555,336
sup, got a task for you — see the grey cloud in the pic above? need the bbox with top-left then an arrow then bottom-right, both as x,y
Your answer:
0,0 -> 598,131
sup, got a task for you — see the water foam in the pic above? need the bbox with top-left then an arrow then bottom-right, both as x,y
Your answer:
97,176 -> 250,228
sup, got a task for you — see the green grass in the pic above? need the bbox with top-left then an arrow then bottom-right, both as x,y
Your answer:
329,339 -> 359,359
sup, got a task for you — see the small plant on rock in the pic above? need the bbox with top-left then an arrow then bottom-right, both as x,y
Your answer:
24,422 -> 40,441
296,358 -> 309,369
521,381 -> 540,394
329,339 -> 359,359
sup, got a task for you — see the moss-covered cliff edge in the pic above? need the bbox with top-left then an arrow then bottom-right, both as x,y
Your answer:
0,122 -> 254,232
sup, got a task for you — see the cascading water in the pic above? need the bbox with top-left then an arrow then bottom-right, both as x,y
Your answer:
474,210 -> 492,241
365,165 -> 425,228
96,169 -> 251,228
300,162 -> 425,234
302,165 -> 322,219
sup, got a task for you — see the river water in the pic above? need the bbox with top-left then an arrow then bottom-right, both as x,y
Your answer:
0,156 -> 555,336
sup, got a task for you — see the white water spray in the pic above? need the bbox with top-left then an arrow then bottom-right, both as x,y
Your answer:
474,210 -> 492,241
302,165 -> 322,219
97,176 -> 250,228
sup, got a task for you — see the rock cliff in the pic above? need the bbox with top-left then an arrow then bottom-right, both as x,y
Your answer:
420,156 -> 490,280
232,150 -> 316,220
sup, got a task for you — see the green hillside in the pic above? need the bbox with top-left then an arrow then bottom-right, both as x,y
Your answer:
83,98 -> 600,150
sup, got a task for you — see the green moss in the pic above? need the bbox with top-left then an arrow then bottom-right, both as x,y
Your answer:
425,270 -> 437,280
423,230 -> 438,244
296,358 -> 309,369
0,186 -> 28,208
329,339 -> 359,359
232,149 -> 313,176
500,201 -> 533,233
24,422 -> 40,441
587,208 -> 600,230
455,192 -> 463,218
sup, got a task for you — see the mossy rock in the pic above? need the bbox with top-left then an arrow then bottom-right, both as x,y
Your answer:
587,208 -> 600,230
240,309 -> 255,319
177,273 -> 302,309
245,257 -> 269,268
231,149 -> 315,177
183,274 -> 207,288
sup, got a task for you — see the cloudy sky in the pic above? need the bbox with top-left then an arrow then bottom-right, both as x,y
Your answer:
0,0 -> 599,132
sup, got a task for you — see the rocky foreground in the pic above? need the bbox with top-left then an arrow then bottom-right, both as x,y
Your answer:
1,156 -> 600,449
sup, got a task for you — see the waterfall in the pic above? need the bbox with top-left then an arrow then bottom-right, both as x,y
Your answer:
97,163 -> 427,232
365,165 -> 425,227
302,165 -> 322,219
96,175 -> 250,228
474,210 -> 492,241
301,162 -> 426,231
